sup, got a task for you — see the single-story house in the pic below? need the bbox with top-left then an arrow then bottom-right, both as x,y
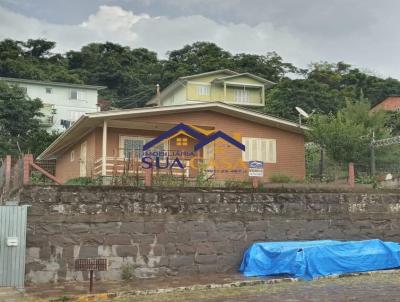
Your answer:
38,102 -> 307,183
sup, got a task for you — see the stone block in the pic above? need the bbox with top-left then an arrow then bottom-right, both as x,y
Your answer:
144,222 -> 165,234
176,243 -> 196,255
120,222 -> 145,234
115,245 -> 138,257
140,244 -> 165,256
246,220 -> 269,232
195,254 -> 217,265
216,221 -> 244,232
191,232 -> 207,242
156,232 -> 176,244
79,246 -> 98,258
196,243 -> 215,255
180,192 -> 203,203
169,255 -> 194,268
104,234 -> 131,245
198,264 -> 218,273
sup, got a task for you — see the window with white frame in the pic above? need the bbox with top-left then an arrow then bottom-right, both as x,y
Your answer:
242,137 -> 276,163
119,136 -> 167,159
70,150 -> 75,162
45,87 -> 52,94
234,89 -> 249,103
197,85 -> 209,96
70,89 -> 78,100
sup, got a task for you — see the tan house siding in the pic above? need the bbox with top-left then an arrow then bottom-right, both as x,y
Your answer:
55,131 -> 97,183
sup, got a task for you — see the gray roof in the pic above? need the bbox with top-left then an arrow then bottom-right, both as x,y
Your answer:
0,77 -> 106,90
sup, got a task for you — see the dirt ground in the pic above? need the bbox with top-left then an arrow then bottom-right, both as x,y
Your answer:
13,271 -> 400,302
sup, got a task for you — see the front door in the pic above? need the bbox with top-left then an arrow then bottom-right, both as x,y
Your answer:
80,141 -> 87,177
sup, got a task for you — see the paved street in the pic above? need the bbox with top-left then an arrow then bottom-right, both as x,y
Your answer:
108,272 -> 400,302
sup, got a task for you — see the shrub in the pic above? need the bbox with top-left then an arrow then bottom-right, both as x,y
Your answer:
64,177 -> 99,185
121,263 -> 137,281
224,179 -> 253,189
269,173 -> 292,183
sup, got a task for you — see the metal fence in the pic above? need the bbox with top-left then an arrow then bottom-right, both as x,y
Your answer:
0,204 -> 28,290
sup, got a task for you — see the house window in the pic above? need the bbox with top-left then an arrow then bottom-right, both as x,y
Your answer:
46,87 -> 52,94
70,90 -> 78,100
197,85 -> 209,96
234,89 -> 249,103
176,137 -> 188,146
70,150 -> 75,162
120,136 -> 167,159
242,137 -> 276,163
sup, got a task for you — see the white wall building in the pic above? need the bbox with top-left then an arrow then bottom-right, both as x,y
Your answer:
0,77 -> 106,132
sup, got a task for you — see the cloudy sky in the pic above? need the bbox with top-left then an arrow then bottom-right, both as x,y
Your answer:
0,0 -> 399,78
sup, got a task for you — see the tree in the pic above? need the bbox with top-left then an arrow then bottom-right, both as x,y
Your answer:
265,79 -> 343,120
0,81 -> 44,156
66,42 -> 163,107
308,101 -> 389,164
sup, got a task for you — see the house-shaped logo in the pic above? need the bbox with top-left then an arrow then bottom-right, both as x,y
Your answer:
143,123 -> 245,152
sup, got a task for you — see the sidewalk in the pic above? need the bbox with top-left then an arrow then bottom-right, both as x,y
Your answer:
26,273 -> 285,299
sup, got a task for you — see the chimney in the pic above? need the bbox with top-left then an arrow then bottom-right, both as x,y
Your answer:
155,84 -> 161,106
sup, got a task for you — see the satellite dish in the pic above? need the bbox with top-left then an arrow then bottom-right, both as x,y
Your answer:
295,107 -> 309,118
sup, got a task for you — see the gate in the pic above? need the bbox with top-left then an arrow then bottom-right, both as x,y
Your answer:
0,205 -> 28,289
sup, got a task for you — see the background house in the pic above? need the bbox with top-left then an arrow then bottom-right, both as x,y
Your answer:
370,96 -> 400,113
147,69 -> 274,107
0,77 -> 105,132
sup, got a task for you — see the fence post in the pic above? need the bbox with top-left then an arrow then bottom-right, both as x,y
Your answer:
5,155 -> 11,193
144,167 -> 153,187
23,154 -> 33,185
348,162 -> 355,188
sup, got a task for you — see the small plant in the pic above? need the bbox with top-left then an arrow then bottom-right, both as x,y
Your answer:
195,162 -> 211,187
269,173 -> 292,183
224,179 -> 253,189
121,263 -> 137,281
64,177 -> 100,185
355,175 -> 379,188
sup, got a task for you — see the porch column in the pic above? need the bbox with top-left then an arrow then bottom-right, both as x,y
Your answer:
223,83 -> 227,102
102,120 -> 108,176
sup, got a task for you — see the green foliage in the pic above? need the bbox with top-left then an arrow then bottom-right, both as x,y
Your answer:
269,173 -> 293,183
121,263 -> 137,281
308,100 -> 390,164
0,81 -> 44,157
224,179 -> 253,189
265,62 -> 400,121
152,174 -> 184,187
64,177 -> 100,185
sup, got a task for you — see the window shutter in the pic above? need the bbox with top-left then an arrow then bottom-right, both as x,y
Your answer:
251,139 -> 257,161
270,139 -> 276,163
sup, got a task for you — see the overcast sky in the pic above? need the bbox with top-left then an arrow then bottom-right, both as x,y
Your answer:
0,0 -> 399,78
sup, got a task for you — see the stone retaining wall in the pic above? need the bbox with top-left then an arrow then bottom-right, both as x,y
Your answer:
18,185 -> 400,284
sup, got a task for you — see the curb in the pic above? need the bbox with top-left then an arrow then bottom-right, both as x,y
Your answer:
50,269 -> 399,301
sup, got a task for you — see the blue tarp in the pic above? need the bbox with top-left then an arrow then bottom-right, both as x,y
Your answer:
239,239 -> 400,280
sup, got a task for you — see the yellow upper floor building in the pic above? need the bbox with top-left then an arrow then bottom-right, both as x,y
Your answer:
147,69 -> 274,107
